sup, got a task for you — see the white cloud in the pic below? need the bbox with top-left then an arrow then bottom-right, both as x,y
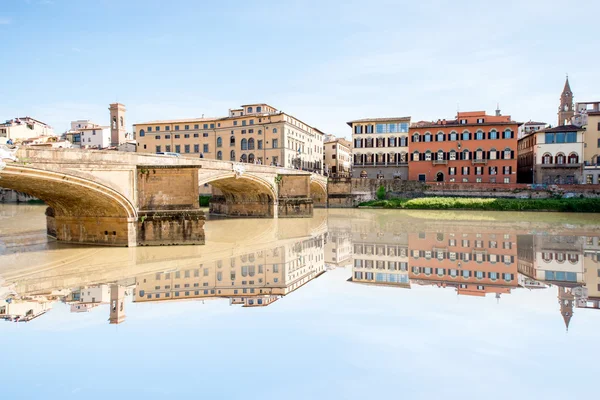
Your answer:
0,17 -> 11,25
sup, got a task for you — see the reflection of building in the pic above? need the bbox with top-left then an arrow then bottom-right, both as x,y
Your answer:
134,103 -> 324,172
408,231 -> 518,297
349,116 -> 410,179
325,229 -> 352,268
109,284 -> 126,324
350,231 -> 410,288
1,298 -> 53,322
79,285 -> 111,304
580,236 -> 600,310
584,108 -> 600,183
532,236 -> 584,286
558,286 -> 575,331
134,235 -> 326,307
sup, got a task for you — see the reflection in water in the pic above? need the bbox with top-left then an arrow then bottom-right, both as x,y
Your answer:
1,206 -> 600,331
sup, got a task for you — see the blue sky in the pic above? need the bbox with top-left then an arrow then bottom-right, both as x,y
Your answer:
1,0 -> 599,137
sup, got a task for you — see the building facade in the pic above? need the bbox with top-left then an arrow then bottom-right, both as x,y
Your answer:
134,104 -> 324,173
0,117 -> 54,144
518,125 -> 584,184
408,111 -> 519,183
348,117 -> 410,179
584,110 -> 600,184
323,135 -> 352,177
518,121 -> 547,138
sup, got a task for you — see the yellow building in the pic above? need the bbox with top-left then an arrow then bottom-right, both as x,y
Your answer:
323,135 -> 352,178
134,103 -> 324,173
584,110 -> 600,184
133,235 -> 326,306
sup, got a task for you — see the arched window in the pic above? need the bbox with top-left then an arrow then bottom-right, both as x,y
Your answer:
568,153 -> 579,164
241,138 -> 248,150
230,136 -> 235,146
120,116 -> 124,127
556,153 -> 565,164
247,106 -> 253,113
139,129 -> 145,137
112,117 -> 117,129
230,150 -> 236,161
400,152 -> 407,163
273,128 -> 278,133
241,154 -> 247,162
489,129 -> 498,140
462,131 -> 470,141
217,137 -> 222,147
248,138 -> 255,150
555,253 -> 565,263
424,150 -> 432,161
475,148 -> 484,160
489,148 -> 497,160
248,153 -> 255,163
449,131 -> 458,141
424,133 -> 432,142
542,153 -> 552,164
449,150 -> 457,160
436,132 -> 444,142
504,148 -> 512,160
437,150 -> 444,160
503,129 -> 512,139
412,133 -> 420,142
475,130 -> 484,140
217,151 -> 222,160
412,151 -> 420,161
462,149 -> 470,160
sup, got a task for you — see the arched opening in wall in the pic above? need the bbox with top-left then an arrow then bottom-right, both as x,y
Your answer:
436,172 -> 444,182
202,174 -> 276,218
0,165 -> 137,246
310,181 -> 327,208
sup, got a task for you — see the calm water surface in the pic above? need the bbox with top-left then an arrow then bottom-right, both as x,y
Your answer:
1,204 -> 600,399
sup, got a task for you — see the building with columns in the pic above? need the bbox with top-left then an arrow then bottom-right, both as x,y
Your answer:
348,117 -> 410,179
134,104 -> 324,173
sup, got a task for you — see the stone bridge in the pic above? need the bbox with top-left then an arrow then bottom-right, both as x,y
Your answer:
0,148 -> 328,247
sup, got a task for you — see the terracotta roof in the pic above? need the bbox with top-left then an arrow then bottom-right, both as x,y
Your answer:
539,124 -> 583,133
410,120 -> 520,129
346,116 -> 411,126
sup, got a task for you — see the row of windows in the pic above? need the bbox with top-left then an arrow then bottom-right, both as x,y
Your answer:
446,166 -> 513,176
411,267 -> 515,281
353,260 -> 409,270
412,250 -> 515,264
416,175 -> 511,183
354,137 -> 408,148
353,272 -> 410,283
541,152 -> 579,165
541,253 -> 580,263
544,131 -> 578,144
144,118 -> 265,133
411,130 -> 514,142
354,123 -> 410,134
412,149 -> 514,161
353,153 -> 408,164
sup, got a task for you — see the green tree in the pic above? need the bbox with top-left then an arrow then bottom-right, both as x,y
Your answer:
376,185 -> 386,200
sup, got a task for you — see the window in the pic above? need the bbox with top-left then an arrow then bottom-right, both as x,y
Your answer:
156,145 -> 161,153
503,130 -> 512,139
184,144 -> 190,153
462,166 -> 469,175
139,129 -> 145,137
203,144 -> 209,153
175,145 -> 181,153
210,123 -> 215,129
147,127 -> 152,132
462,132 -> 469,141
273,139 -> 278,148
545,132 -> 554,144
556,153 -> 565,164
504,177 -> 510,183
258,140 -> 263,150
413,151 -> 420,161
165,126 -> 170,131
449,150 -> 457,160
462,150 -> 470,160
217,137 -> 222,147
194,133 -> 199,138
489,130 -> 498,139
165,145 -> 171,152
504,148 -> 512,159
489,149 -> 497,160
217,150 -> 222,160
542,153 -> 552,164
424,133 -> 432,142
476,131 -> 484,140
184,134 -> 190,138
194,124 -> 199,129
566,132 -> 577,142
412,133 -> 420,143
425,151 -> 432,161
449,132 -> 457,141
273,128 -> 277,133
230,136 -> 235,146
436,133 -> 444,142
230,150 -> 236,161
503,166 -> 511,175
155,126 -> 160,131
475,166 -> 483,175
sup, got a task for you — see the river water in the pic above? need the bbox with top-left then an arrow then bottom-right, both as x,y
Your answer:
1,204 -> 600,399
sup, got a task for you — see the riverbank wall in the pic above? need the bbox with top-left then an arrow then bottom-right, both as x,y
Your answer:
0,188 -> 40,203
327,178 -> 600,208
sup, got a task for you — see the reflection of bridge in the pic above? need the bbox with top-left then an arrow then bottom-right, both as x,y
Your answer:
0,148 -> 328,247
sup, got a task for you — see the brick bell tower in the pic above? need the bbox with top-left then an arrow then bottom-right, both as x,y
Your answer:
109,103 -> 127,146
558,76 -> 574,126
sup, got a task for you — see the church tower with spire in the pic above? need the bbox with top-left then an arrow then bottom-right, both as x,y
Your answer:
557,286 -> 574,332
558,76 -> 574,126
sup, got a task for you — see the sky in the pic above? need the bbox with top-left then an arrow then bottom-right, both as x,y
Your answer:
1,0 -> 600,138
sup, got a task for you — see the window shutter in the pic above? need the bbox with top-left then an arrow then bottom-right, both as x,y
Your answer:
470,151 -> 473,160
511,256 -> 515,263
511,130 -> 514,139
511,150 -> 515,159
469,133 -> 472,140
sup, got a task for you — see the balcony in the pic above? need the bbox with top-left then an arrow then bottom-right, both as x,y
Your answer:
472,159 -> 488,165
432,160 -> 448,165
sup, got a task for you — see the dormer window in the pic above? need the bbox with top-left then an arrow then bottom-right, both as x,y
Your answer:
477,118 -> 484,123
460,119 -> 468,124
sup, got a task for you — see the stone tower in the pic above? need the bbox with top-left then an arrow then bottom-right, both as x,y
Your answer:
557,286 -> 574,332
108,284 -> 126,324
558,76 -> 574,126
108,103 -> 127,146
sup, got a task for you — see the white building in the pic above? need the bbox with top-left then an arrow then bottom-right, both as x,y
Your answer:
0,299 -> 53,322
0,117 -> 55,144
518,121 -> 547,138
534,125 -> 585,184
79,284 -> 111,304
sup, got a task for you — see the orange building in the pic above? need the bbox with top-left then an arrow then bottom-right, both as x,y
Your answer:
408,110 -> 520,183
408,230 -> 518,297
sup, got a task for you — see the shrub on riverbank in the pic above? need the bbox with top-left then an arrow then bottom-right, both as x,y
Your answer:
358,197 -> 600,213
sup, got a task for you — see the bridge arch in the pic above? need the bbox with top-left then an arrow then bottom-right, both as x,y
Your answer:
0,164 -> 137,245
198,171 -> 277,218
310,178 -> 328,208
